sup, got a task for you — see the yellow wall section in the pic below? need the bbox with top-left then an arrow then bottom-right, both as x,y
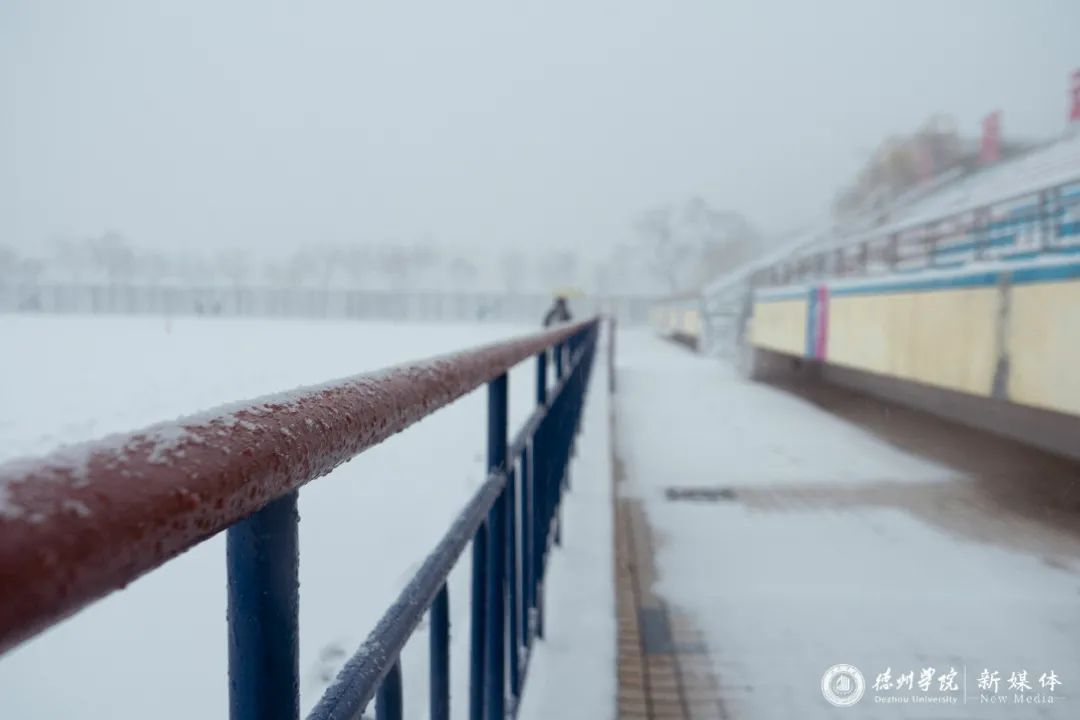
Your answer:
651,306 -> 702,341
751,299 -> 806,356
681,309 -> 701,338
1007,280 -> 1080,416
827,287 -> 999,396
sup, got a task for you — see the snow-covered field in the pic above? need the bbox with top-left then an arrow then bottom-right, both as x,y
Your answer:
0,314 -> 613,719
616,331 -> 1080,719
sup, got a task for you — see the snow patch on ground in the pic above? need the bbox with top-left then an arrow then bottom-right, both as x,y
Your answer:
616,331 -> 958,499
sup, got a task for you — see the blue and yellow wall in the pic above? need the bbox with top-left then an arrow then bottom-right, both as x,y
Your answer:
651,299 -> 703,347
749,259 -> 1080,418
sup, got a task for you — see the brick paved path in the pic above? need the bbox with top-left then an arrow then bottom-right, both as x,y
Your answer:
612,398 -> 727,719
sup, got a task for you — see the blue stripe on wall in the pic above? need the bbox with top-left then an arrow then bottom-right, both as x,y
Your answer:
934,233 -> 1017,257
755,250 -> 1080,303
830,272 -> 1000,297
1012,262 -> 1080,284
827,262 -> 1080,297
755,288 -> 809,302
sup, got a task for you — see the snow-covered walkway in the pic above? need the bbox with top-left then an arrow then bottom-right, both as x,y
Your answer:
614,331 -> 1080,719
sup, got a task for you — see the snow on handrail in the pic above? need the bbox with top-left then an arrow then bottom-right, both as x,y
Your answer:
0,317 -> 596,655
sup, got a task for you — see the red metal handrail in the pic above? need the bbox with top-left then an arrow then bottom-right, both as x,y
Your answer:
0,318 -> 595,655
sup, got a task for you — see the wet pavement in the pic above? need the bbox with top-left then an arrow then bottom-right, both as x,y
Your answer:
612,332 -> 1080,720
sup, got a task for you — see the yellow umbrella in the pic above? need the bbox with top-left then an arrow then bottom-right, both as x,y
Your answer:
551,287 -> 585,299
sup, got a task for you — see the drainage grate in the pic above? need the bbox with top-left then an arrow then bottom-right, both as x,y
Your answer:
665,486 -> 738,502
639,608 -> 708,655
638,608 -> 673,655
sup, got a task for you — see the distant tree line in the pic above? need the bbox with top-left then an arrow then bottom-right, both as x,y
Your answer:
629,197 -> 765,294
3,195 -> 775,299
0,232 -> 660,296
832,114 -> 1039,219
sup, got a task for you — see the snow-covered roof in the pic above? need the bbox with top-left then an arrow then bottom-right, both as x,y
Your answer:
701,228 -> 826,295
704,130 -> 1080,298
831,131 -> 1080,249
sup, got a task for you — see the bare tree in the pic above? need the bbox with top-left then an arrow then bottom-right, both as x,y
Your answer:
137,251 -> 175,285
499,250 -> 526,293
0,245 -> 22,285
632,200 -> 762,293
217,249 -> 251,287
284,250 -> 318,287
379,245 -> 413,289
341,245 -> 373,289
635,206 -> 685,292
449,256 -> 479,289
52,237 -> 94,283
681,197 -> 761,287
537,250 -> 578,292
89,231 -> 135,286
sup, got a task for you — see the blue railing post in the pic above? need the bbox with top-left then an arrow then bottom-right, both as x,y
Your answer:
536,351 -> 547,405
530,352 -> 546,643
376,660 -> 403,720
533,418 -> 547,642
485,373 -> 508,720
430,584 -> 450,720
523,441 -> 536,648
556,341 -> 574,547
553,383 -> 565,548
515,444 -> 527,671
506,460 -> 521,702
226,491 -> 300,720
469,525 -> 487,720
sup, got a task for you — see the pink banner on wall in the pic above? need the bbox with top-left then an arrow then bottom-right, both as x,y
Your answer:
814,285 -> 829,360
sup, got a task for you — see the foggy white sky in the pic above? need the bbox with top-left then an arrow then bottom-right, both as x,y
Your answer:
3,1 -> 1078,258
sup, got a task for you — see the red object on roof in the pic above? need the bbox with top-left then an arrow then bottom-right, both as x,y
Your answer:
1070,70 -> 1080,124
980,111 -> 1001,165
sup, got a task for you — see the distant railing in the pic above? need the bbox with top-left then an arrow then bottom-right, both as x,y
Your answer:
752,177 -> 1080,288
649,295 -> 703,352
0,282 -> 655,325
0,318 -> 601,720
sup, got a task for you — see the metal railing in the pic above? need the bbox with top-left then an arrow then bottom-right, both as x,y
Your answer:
752,178 -> 1080,288
0,317 -> 601,720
